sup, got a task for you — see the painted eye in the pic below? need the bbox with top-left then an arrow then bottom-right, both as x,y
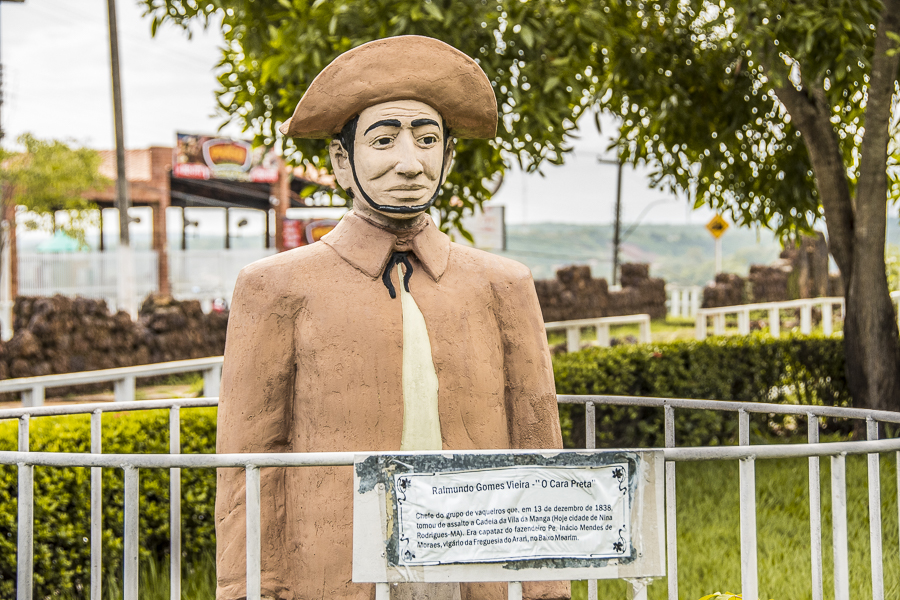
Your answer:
421,135 -> 438,145
375,137 -> 393,146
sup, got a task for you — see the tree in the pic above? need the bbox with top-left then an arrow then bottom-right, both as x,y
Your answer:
140,0 -> 900,411
1,133 -> 109,243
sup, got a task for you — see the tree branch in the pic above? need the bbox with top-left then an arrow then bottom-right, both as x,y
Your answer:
854,0 -> 900,252
773,82 -> 855,278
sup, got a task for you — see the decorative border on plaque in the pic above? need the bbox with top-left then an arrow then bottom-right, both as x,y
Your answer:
354,452 -> 640,570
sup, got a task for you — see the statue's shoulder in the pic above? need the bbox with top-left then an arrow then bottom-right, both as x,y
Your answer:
235,243 -> 339,294
448,242 -> 533,284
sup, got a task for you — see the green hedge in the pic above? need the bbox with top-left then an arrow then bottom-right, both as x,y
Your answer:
0,408 -> 217,599
0,334 -> 849,597
554,333 -> 849,448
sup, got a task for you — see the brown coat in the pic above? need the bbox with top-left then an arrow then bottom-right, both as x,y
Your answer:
216,212 -> 566,600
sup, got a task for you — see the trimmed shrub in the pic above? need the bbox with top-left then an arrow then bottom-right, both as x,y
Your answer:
553,333 -> 849,448
0,408 -> 216,599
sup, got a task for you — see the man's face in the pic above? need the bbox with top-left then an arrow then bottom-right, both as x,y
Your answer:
330,100 -> 452,224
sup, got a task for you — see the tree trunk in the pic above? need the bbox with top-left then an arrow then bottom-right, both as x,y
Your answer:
771,1 -> 900,411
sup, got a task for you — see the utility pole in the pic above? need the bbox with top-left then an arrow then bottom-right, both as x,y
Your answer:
106,0 -> 135,315
598,157 -> 623,286
0,0 -> 25,341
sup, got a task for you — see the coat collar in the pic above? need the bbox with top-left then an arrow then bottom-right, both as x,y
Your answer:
322,211 -> 450,282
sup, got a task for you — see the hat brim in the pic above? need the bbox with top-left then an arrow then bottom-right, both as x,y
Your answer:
280,36 -> 498,140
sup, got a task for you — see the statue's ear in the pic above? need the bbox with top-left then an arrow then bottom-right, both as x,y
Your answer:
329,139 -> 354,195
441,138 -> 456,186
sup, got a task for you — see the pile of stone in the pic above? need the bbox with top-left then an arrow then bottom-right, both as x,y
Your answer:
702,273 -> 746,308
534,263 -> 667,322
608,264 -> 667,319
534,265 -> 608,322
748,262 -> 793,303
1,294 -> 229,382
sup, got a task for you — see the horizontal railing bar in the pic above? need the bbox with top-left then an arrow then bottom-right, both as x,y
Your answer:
557,394 -> 900,424
4,437 -> 900,468
544,314 -> 650,330
0,397 -> 219,421
696,297 -> 844,315
0,357 -> 224,393
7,394 -> 897,425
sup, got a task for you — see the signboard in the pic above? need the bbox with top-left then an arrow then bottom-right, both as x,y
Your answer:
353,451 -> 664,584
706,214 -> 729,239
172,133 -> 279,182
282,218 -> 339,250
459,205 -> 506,251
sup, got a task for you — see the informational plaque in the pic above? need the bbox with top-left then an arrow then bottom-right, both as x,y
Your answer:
353,451 -> 664,584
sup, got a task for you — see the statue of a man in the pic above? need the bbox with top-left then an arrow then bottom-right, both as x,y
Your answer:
216,36 -> 567,600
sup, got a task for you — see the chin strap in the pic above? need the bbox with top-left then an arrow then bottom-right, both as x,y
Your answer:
382,252 -> 414,299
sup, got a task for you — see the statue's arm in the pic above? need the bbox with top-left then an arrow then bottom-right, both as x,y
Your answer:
493,264 -> 571,600
215,264 -> 297,600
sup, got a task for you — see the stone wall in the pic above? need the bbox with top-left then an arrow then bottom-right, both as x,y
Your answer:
534,263 -> 667,322
3,294 -> 228,380
702,273 -> 746,308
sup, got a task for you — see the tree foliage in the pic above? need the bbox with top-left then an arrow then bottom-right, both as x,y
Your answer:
1,134 -> 108,243
141,0 -> 607,232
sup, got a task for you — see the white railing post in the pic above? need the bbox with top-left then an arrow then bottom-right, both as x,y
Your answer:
638,316 -> 651,344
204,363 -> 222,398
123,466 -> 140,600
17,415 -> 33,600
831,453 -> 850,600
738,309 -> 751,335
738,410 -> 758,600
170,407 -> 182,600
22,385 -> 44,408
800,302 -> 812,335
822,302 -> 833,336
246,465 -> 262,600
867,419 -> 884,600
664,405 -> 678,600
597,323 -> 611,347
695,313 -> 707,340
90,410 -> 103,600
768,307 -> 780,337
114,375 -> 137,403
807,414 -> 823,600
508,582 -> 523,600
670,289 -> 681,318
565,327 -> 581,353
713,313 -> 725,336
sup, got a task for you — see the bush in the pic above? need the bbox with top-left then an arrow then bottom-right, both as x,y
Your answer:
0,408 -> 216,599
553,333 -> 849,448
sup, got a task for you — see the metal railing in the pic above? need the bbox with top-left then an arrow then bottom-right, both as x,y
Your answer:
1,393 -> 897,600
0,356 -> 223,407
695,297 -> 845,340
545,314 -> 651,352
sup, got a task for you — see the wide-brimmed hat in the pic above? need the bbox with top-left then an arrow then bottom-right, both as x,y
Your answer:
279,36 -> 497,140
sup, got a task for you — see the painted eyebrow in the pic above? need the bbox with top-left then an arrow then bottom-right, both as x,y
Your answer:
364,119 -> 402,134
411,118 -> 441,129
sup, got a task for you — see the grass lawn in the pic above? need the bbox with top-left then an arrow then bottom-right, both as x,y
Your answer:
573,455 -> 899,600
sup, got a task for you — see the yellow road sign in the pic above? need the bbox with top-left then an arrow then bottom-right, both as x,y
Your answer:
706,214 -> 729,239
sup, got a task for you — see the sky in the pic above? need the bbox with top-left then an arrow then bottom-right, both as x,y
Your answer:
0,0 -> 720,239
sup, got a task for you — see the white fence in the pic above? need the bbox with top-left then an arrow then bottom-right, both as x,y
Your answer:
1,392 -> 897,600
666,285 -> 702,318
17,249 -> 275,311
0,356 -> 224,407
695,297 -> 846,340
545,314 -> 651,352
18,251 -> 159,313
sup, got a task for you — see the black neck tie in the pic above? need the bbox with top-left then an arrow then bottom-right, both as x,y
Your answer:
382,251 -> 413,299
